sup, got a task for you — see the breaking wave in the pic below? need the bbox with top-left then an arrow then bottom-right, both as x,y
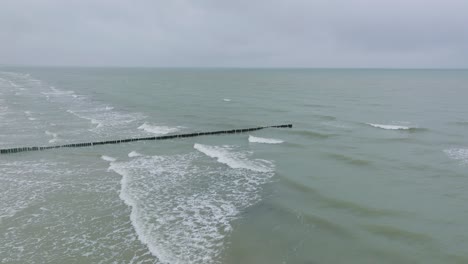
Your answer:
108,150 -> 275,263
367,123 -> 410,130
366,123 -> 426,132
137,123 -> 180,135
248,135 -> 284,144
101,156 -> 117,162
128,151 -> 143,158
194,143 -> 274,172
45,131 -> 59,143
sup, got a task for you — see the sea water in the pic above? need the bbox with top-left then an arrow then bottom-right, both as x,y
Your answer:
1,68 -> 467,263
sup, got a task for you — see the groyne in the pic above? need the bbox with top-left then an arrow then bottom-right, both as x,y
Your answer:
0,124 -> 292,154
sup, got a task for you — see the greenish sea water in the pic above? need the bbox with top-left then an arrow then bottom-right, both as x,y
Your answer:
1,68 -> 467,264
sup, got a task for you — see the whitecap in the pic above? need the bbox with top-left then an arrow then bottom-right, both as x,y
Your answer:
223,98 -> 231,102
90,118 -> 104,128
45,131 -> 59,143
67,109 -> 104,128
26,112 -> 37,121
101,156 -> 117,162
128,151 -> 143,158
138,123 -> 180,135
248,135 -> 284,144
367,123 -> 410,130
194,143 -> 274,172
444,148 -> 468,165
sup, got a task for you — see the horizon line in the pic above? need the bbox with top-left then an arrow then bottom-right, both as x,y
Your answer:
0,64 -> 467,70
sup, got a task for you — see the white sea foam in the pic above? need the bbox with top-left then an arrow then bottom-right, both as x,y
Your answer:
24,111 -> 37,121
66,108 -> 145,132
444,148 -> 468,165
194,143 -> 274,172
138,123 -> 180,135
41,85 -> 146,137
248,135 -> 284,144
0,157 -> 144,263
8,81 -> 18,87
128,151 -> 143,158
0,160 -> 71,222
109,151 -> 274,264
101,155 -> 117,162
90,117 -> 104,128
41,87 -> 77,99
45,131 -> 59,143
367,123 -> 411,130
50,87 -> 76,96
0,74 -> 146,141
223,98 -> 231,102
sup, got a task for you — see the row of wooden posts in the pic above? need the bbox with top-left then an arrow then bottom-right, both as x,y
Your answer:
0,124 -> 292,154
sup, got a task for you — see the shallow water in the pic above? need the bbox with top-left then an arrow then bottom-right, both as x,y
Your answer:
1,68 -> 467,263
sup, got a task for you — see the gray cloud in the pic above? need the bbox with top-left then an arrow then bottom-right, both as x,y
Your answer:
1,0 -> 467,67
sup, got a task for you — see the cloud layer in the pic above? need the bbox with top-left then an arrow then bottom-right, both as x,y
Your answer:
2,0 -> 467,67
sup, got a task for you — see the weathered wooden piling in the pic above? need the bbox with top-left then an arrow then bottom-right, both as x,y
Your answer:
0,124 -> 292,155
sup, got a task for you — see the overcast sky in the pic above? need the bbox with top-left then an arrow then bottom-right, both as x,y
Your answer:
2,0 -> 467,68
